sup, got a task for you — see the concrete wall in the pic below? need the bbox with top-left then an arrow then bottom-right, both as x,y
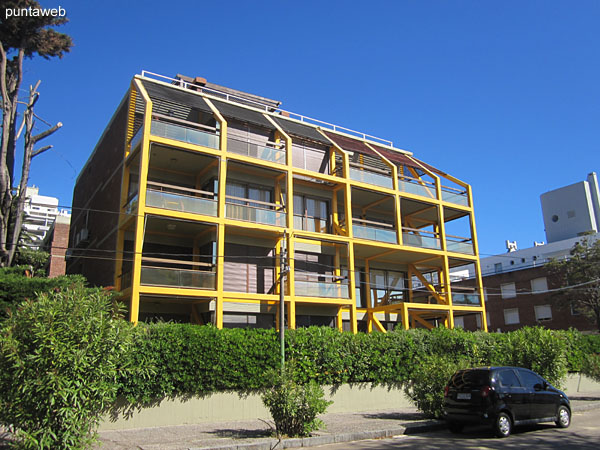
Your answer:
99,374 -> 600,431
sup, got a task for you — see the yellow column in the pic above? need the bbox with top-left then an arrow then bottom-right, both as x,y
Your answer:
215,151 -> 228,328
287,234 -> 296,329
365,259 -> 373,332
467,185 -> 487,331
128,83 -> 152,324
347,241 -> 358,334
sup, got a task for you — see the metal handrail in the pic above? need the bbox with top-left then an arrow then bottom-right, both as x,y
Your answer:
140,70 -> 394,148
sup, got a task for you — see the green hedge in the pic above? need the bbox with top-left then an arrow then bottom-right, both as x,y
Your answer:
116,325 -> 591,405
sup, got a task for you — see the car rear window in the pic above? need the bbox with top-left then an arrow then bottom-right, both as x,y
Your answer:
449,369 -> 489,389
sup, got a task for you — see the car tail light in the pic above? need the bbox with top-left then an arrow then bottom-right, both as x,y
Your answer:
480,385 -> 491,398
444,385 -> 449,397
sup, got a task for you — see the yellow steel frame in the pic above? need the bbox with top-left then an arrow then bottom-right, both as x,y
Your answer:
116,76 -> 488,333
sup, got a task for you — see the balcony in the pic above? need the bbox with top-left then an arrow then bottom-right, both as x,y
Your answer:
150,115 -> 219,149
145,182 -> 217,217
130,126 -> 143,151
226,196 -> 285,226
352,218 -> 397,244
452,293 -> 480,306
442,186 -> 469,206
294,277 -> 350,299
446,235 -> 474,255
228,136 -> 286,165
124,193 -> 138,215
402,227 -> 441,250
398,175 -> 436,199
348,166 -> 393,189
140,257 -> 216,289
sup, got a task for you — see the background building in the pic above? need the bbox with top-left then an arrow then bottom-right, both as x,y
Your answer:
41,214 -> 71,277
453,173 -> 599,333
68,71 -> 487,333
541,172 -> 600,243
22,186 -> 70,249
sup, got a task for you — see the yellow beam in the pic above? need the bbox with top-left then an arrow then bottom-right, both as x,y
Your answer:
372,314 -> 387,333
411,312 -> 434,330
408,264 -> 444,304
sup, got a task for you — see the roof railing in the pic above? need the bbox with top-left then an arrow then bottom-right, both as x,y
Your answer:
139,70 -> 394,148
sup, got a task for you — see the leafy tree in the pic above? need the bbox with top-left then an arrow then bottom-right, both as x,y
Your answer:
547,238 -> 600,331
0,0 -> 72,266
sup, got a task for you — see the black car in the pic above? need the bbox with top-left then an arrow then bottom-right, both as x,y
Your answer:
442,366 -> 571,437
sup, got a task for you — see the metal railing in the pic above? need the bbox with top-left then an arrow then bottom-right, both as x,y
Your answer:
398,175 -> 437,199
146,182 -> 218,216
349,166 -> 394,189
225,196 -> 286,226
294,278 -> 350,299
140,266 -> 216,289
352,219 -> 397,244
150,118 -> 219,149
446,236 -> 474,255
402,227 -> 441,250
227,136 -> 286,164
140,70 -> 394,148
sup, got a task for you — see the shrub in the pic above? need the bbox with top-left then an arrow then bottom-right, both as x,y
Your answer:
0,287 -> 136,449
0,267 -> 86,319
581,354 -> 600,383
262,365 -> 332,437
403,354 -> 470,418
493,327 -> 568,387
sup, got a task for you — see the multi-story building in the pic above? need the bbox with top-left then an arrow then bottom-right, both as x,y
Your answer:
41,214 -> 71,277
68,71 -> 487,332
478,234 -> 598,332
22,186 -> 69,248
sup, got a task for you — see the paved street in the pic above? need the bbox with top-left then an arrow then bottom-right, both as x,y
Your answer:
313,408 -> 600,449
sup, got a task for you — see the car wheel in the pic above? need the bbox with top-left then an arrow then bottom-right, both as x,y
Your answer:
555,405 -> 571,428
494,412 -> 512,438
448,422 -> 464,434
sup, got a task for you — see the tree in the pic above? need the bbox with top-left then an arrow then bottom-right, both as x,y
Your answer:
546,238 -> 600,331
0,0 -> 72,267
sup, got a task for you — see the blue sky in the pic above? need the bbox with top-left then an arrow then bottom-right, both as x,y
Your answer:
15,0 -> 600,256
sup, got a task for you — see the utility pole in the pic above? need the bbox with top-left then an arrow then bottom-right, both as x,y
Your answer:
279,231 -> 288,369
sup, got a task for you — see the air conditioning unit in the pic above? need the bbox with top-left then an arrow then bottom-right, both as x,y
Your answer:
74,228 -> 90,247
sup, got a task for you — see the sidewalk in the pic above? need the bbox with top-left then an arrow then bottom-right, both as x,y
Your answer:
95,392 -> 600,450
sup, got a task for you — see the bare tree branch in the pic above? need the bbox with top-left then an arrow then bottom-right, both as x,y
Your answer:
32,145 -> 52,158
32,122 -> 62,144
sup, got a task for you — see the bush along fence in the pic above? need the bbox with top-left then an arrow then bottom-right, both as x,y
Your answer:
1,287 -> 600,447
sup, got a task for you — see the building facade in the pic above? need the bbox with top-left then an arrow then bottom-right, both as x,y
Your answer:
68,72 -> 487,332
22,186 -> 69,248
41,214 -> 71,277
454,232 -> 599,333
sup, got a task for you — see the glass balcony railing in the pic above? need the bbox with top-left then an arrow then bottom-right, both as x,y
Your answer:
119,271 -> 132,290
228,137 -> 286,164
442,189 -> 469,206
226,202 -> 285,226
124,194 -> 138,215
447,239 -> 474,255
140,266 -> 216,289
452,293 -> 480,306
293,215 -> 329,233
294,280 -> 349,298
150,119 -> 219,149
130,127 -> 143,151
353,223 -> 397,244
349,167 -> 393,189
146,188 -> 217,216
402,230 -> 441,250
398,178 -> 437,199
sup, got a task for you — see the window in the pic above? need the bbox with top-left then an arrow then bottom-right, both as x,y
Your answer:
476,314 -> 482,329
370,269 -> 406,305
501,282 -> 517,299
517,369 -> 543,389
567,210 -> 576,219
504,308 -> 520,325
531,277 -> 548,293
454,316 -> 465,329
534,305 -> 552,321
293,194 -> 330,233
571,304 -> 581,316
494,262 -> 502,273
498,369 -> 521,388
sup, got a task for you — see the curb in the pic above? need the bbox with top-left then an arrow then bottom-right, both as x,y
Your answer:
189,420 -> 445,450
190,403 -> 600,450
